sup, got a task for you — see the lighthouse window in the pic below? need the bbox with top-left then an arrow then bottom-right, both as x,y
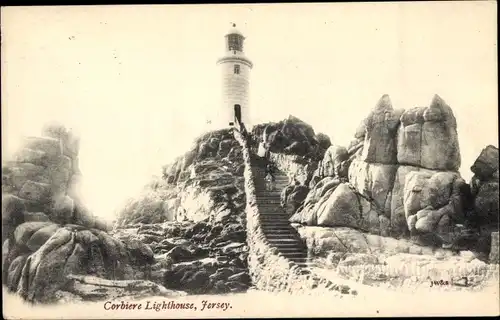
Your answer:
234,64 -> 240,74
228,34 -> 243,52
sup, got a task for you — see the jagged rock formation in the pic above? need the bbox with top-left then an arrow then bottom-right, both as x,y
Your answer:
251,115 -> 331,161
265,95 -> 498,264
117,128 -> 245,226
470,145 -> 499,229
2,124 -> 110,236
2,124 -> 170,303
114,128 -> 252,295
290,95 -> 473,244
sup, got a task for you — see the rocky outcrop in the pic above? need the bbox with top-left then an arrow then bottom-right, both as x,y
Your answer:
3,224 -> 141,303
1,124 -> 174,304
397,95 -> 461,171
292,95 -> 491,250
361,94 -> 403,165
404,171 -> 466,235
112,128 -> 252,295
296,225 -> 497,289
469,145 -> 499,229
113,215 -> 251,295
2,123 -> 110,236
117,128 -> 246,226
251,115 -> 330,161
466,145 -> 499,261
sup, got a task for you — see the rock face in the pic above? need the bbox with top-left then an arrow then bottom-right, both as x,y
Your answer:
397,95 -> 461,171
297,225 -> 497,290
112,217 -> 251,295
2,123 -> 110,234
291,95 -> 498,252
118,128 -> 245,226
4,224 -> 138,303
470,145 -> 499,229
404,171 -> 465,235
113,128 -> 251,295
361,94 -> 403,165
251,115 -> 330,161
1,123 -> 172,304
467,146 -> 499,261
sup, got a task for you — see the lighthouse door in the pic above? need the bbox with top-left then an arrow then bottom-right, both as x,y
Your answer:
234,104 -> 242,125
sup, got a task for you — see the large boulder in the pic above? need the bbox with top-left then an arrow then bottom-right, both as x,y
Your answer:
322,145 -> 349,178
290,177 -> 342,225
2,194 -> 27,242
316,183 -> 361,228
361,94 -> 404,164
397,95 -> 461,171
470,145 -> 499,181
281,184 -> 309,216
390,165 -> 434,236
472,181 -> 499,228
348,159 -> 397,214
251,115 -> 326,160
7,225 -> 137,303
316,133 -> 332,151
402,171 -> 467,247
469,145 -> 499,230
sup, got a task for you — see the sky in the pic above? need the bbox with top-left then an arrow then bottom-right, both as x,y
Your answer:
2,2 -> 498,222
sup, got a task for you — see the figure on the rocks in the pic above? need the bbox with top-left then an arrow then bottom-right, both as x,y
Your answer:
265,163 -> 276,191
257,137 -> 268,163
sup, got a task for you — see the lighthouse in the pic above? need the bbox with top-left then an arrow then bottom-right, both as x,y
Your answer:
216,24 -> 253,130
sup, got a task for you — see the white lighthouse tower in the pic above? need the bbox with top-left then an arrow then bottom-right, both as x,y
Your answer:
216,23 -> 253,130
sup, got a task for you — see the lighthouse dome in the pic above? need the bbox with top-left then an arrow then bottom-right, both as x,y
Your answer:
225,23 -> 244,37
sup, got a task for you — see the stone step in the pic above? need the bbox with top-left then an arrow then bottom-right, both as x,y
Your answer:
260,220 -> 291,224
260,222 -> 293,227
259,212 -> 288,216
280,253 -> 308,259
258,215 -> 290,219
258,211 -> 288,215
261,220 -> 297,228
259,217 -> 290,221
260,223 -> 292,228
257,205 -> 283,208
256,200 -> 282,204
288,258 -> 311,264
260,227 -> 296,233
258,210 -> 286,214
256,195 -> 283,199
258,209 -> 285,214
274,247 -> 305,252
265,234 -> 297,240
272,244 -> 307,251
259,218 -> 290,222
254,177 -> 287,180
267,240 -> 303,246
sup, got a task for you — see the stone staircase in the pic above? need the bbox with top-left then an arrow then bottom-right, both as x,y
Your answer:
251,159 -> 314,272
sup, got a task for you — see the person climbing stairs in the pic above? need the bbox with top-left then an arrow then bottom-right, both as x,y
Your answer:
251,164 -> 314,273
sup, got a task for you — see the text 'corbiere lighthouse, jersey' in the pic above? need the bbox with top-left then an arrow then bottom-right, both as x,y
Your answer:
216,24 -> 253,130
